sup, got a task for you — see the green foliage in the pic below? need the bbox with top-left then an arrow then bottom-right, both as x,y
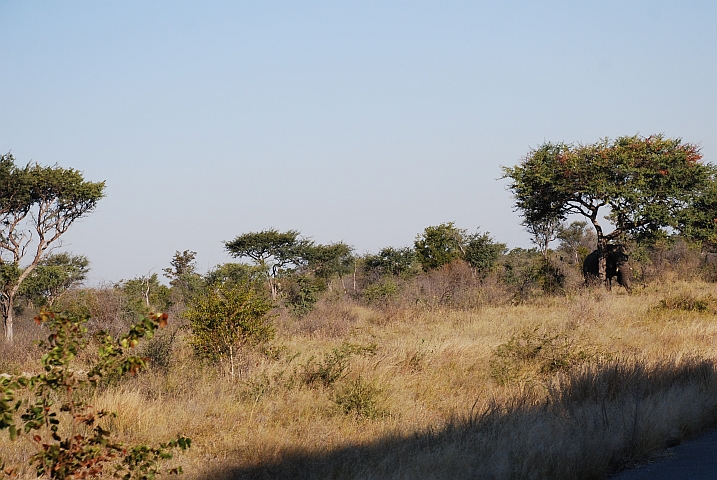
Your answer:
303,242 -> 354,283
333,376 -> 383,419
184,281 -> 274,362
203,262 -> 265,288
363,247 -> 417,279
676,177 -> 717,246
224,229 -> 307,266
284,276 -> 321,317
119,274 -> 172,316
0,153 -> 105,342
503,135 -> 710,238
537,262 -> 566,294
224,229 -> 312,299
414,222 -> 466,271
500,248 -> 543,301
0,310 -> 190,478
503,135 -> 713,279
490,325 -> 608,385
464,232 -> 507,276
362,278 -> 398,304
163,250 -> 202,303
524,215 -> 560,259
557,221 -> 595,264
19,253 -> 89,307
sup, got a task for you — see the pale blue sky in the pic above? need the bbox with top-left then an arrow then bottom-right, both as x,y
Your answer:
1,1 -> 715,282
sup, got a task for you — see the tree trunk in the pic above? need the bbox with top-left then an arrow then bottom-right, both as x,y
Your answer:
2,297 -> 14,343
269,278 -> 277,300
591,216 -> 608,286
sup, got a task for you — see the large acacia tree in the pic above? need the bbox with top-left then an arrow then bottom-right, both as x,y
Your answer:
0,153 -> 105,342
502,135 -> 713,283
224,229 -> 312,299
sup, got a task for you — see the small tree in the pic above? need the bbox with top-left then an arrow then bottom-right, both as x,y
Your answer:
119,274 -> 172,315
557,221 -> 595,264
675,177 -> 717,248
524,216 -> 560,261
363,247 -> 417,279
163,250 -> 202,303
502,135 -> 712,284
203,262 -> 265,288
224,229 -> 311,299
19,253 -> 89,307
184,281 -> 273,377
414,222 -> 466,271
464,232 -> 507,277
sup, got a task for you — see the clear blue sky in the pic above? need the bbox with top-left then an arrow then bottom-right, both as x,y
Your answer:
1,1 -> 715,283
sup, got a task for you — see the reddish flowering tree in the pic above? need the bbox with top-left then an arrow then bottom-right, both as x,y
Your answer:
502,134 -> 713,283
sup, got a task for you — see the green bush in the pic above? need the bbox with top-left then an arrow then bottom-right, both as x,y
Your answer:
184,282 -> 274,372
284,276 -> 322,317
0,311 -> 190,479
362,278 -> 398,304
490,325 -> 609,385
333,376 -> 383,419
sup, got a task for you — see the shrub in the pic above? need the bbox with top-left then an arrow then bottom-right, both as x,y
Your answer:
299,343 -> 376,388
658,293 -> 716,313
490,325 -> 609,385
0,310 -> 190,478
333,376 -> 383,419
184,281 -> 273,376
284,276 -> 321,317
362,278 -> 398,305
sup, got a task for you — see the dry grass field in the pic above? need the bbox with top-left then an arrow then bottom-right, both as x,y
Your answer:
3,278 -> 717,479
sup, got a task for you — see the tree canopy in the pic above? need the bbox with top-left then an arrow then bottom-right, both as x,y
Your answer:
502,134 -> 713,281
19,253 -> 89,307
225,229 -> 311,299
0,153 -> 105,342
414,222 -> 505,275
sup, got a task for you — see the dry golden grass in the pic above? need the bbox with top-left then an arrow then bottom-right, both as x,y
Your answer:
4,280 -> 717,479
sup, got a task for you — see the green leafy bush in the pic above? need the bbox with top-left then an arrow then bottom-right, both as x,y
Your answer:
0,310 -> 190,479
362,279 -> 398,304
284,276 -> 321,317
333,376 -> 384,418
184,281 -> 273,375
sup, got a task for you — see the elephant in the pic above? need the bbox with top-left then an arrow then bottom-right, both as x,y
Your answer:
583,245 -> 631,293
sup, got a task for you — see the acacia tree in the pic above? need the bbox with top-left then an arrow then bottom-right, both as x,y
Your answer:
302,242 -> 354,291
0,154 -> 105,342
502,135 -> 712,283
224,229 -> 311,299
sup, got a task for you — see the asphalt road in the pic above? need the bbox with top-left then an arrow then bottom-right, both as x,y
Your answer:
611,429 -> 717,480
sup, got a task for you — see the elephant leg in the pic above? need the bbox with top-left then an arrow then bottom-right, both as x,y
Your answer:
617,271 -> 632,294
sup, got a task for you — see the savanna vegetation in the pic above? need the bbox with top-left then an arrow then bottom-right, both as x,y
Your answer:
3,135 -> 717,479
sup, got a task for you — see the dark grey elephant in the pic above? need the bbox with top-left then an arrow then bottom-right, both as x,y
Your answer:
583,245 -> 631,293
